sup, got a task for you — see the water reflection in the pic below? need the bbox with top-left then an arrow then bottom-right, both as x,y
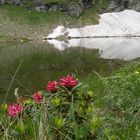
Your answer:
47,37 -> 140,61
0,42 -> 124,102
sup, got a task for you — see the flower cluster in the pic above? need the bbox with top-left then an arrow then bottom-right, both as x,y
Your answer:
60,75 -> 78,90
7,75 -> 78,118
7,91 -> 44,118
46,81 -> 58,93
2,74 -> 99,140
46,75 -> 78,93
32,91 -> 43,102
8,104 -> 22,117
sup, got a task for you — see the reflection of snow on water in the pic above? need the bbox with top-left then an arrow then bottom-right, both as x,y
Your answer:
47,37 -> 140,61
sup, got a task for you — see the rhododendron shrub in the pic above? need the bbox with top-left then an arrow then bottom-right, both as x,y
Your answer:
0,75 -> 98,140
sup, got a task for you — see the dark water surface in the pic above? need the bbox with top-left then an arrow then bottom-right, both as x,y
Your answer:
0,41 -> 125,102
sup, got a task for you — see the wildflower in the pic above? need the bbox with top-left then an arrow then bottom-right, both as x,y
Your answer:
17,121 -> 26,134
8,103 -> 22,117
60,75 -> 78,90
32,92 -> 43,102
46,81 -> 58,93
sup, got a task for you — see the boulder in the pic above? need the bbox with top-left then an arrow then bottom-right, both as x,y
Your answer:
35,5 -> 47,12
66,3 -> 84,16
0,0 -> 5,4
108,0 -> 140,12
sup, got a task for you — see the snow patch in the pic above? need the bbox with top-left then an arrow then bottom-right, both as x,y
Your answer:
47,10 -> 140,38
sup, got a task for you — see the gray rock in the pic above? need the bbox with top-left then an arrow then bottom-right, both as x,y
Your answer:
66,3 -> 84,16
48,5 -> 59,11
1,0 -> 23,5
108,0 -> 140,12
0,0 -> 5,5
35,5 -> 47,12
47,3 -> 66,12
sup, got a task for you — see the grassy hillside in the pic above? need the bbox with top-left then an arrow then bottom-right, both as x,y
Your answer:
0,0 -> 109,40
0,5 -> 72,39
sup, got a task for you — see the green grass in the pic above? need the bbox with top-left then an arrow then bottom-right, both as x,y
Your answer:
78,0 -> 109,24
84,61 -> 140,139
0,5 -> 69,25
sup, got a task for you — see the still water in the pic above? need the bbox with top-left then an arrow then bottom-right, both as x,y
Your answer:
1,37 -> 140,102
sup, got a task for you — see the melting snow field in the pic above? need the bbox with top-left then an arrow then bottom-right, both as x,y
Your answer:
46,10 -> 140,61
47,10 -> 140,38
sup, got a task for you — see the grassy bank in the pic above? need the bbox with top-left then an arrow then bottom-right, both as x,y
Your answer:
84,61 -> 140,139
0,5 -> 70,39
0,61 -> 139,139
0,33 -> 28,46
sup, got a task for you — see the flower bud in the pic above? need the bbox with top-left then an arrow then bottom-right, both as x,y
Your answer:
54,116 -> 64,129
52,98 -> 61,106
87,91 -> 94,97
86,106 -> 92,114
25,99 -> 33,105
134,71 -> 139,75
1,104 -> 8,110
17,122 -> 26,134
80,100 -> 86,106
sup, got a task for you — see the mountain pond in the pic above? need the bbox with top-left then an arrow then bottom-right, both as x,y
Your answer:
0,37 -> 140,102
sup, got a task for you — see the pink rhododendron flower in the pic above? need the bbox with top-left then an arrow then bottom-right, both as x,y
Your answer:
8,104 -> 22,117
32,92 -> 43,102
60,75 -> 78,90
46,81 -> 58,93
